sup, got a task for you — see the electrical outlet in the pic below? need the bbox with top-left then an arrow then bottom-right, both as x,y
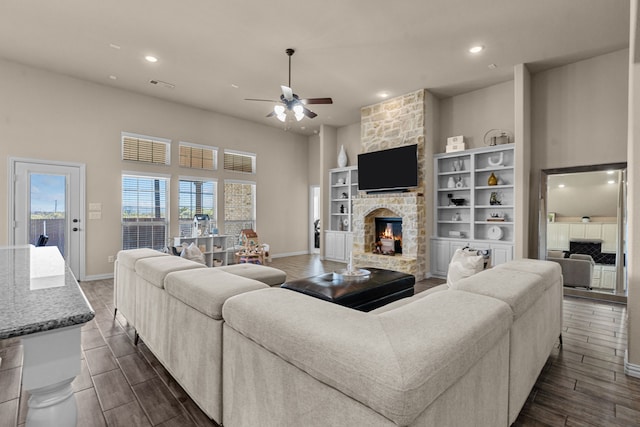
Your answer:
108,256 -> 114,263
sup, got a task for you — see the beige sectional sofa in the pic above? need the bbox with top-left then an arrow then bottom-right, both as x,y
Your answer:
115,250 -> 562,426
114,249 -> 286,424
222,258 -> 562,426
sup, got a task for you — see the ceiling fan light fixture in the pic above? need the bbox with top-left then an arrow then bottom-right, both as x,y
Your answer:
295,111 -> 304,121
293,104 -> 303,114
274,105 -> 285,115
276,113 -> 286,122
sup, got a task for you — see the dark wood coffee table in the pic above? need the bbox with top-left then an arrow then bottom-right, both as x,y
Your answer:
281,267 -> 415,312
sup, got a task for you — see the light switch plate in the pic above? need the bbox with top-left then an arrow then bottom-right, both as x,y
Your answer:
89,203 -> 102,211
89,212 -> 102,220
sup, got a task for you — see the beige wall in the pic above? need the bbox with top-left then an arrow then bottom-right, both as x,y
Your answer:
0,58 -> 309,278
307,134 -> 320,185
627,0 -> 640,368
438,80 -> 515,151
336,122 -> 361,168
528,49 -> 629,256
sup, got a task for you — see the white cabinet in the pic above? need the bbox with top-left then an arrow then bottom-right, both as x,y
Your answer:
591,264 -> 616,290
569,223 -> 602,240
547,223 -> 570,251
324,166 -> 357,263
431,144 -> 515,277
547,222 -> 617,253
173,235 -> 234,267
328,166 -> 358,232
325,230 -> 352,262
601,266 -> 616,290
430,238 -> 513,278
601,223 -> 618,253
431,239 -> 453,277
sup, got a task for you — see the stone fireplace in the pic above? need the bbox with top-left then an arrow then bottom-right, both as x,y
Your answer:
353,192 -> 426,278
349,89 -> 432,279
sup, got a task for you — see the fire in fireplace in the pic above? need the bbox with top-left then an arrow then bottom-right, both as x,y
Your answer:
374,217 -> 402,255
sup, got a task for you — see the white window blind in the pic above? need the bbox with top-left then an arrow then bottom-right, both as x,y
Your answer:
179,178 -> 217,236
179,142 -> 217,170
122,133 -> 170,165
122,174 -> 169,250
224,180 -> 256,237
223,150 -> 256,174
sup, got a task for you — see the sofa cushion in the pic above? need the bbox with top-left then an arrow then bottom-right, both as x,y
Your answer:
217,263 -> 286,286
117,248 -> 168,269
165,268 -> 268,320
223,287 -> 512,425
495,259 -> 561,290
369,284 -> 447,314
451,267 -> 546,320
135,256 -> 205,289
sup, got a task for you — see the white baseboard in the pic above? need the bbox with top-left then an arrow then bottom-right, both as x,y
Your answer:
271,250 -> 310,259
624,350 -> 640,378
81,273 -> 114,282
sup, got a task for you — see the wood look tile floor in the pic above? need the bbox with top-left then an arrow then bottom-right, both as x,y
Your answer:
0,254 -> 638,426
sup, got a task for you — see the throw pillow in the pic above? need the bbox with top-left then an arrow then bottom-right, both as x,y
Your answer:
447,248 -> 485,288
180,242 -> 206,264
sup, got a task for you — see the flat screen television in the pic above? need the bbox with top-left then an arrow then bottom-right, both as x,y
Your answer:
357,144 -> 418,193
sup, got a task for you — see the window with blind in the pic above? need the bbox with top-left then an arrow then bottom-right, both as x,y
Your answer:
223,150 -> 256,174
179,178 -> 217,236
179,142 -> 217,170
122,133 -> 170,165
224,180 -> 256,237
122,174 -> 169,250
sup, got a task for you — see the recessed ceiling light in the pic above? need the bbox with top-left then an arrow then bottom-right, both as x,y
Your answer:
558,184 -> 565,188
488,63 -> 497,69
608,180 -> 616,184
469,45 -> 484,54
109,43 -> 121,50
109,75 -> 117,80
607,170 -> 615,175
378,92 -> 390,98
145,55 -> 158,63
231,84 -> 239,89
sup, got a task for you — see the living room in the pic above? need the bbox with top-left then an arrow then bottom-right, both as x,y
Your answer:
1,1 -> 640,426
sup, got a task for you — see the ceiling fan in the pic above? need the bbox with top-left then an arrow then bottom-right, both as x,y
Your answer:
245,48 -> 333,122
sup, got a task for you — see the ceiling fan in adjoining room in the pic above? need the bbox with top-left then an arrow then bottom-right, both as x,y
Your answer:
245,48 -> 333,122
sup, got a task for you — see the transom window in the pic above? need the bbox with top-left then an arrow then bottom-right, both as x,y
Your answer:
179,142 -> 217,170
223,150 -> 256,174
121,132 -> 170,165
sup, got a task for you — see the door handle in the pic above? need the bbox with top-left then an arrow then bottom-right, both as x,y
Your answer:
73,227 -> 79,232
73,219 -> 79,223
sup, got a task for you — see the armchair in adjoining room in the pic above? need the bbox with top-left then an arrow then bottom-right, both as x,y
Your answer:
547,251 -> 594,289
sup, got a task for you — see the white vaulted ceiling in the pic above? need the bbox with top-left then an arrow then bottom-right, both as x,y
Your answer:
0,1 -> 630,135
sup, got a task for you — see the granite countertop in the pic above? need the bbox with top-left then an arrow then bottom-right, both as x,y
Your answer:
0,245 -> 95,340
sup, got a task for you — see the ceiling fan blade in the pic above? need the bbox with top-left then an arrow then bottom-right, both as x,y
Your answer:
245,98 -> 279,102
301,97 -> 333,105
281,85 -> 294,101
266,111 -> 276,118
302,107 -> 317,119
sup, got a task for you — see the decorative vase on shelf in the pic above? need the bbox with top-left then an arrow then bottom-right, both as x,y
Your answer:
338,145 -> 348,168
488,172 -> 498,186
447,177 -> 455,188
